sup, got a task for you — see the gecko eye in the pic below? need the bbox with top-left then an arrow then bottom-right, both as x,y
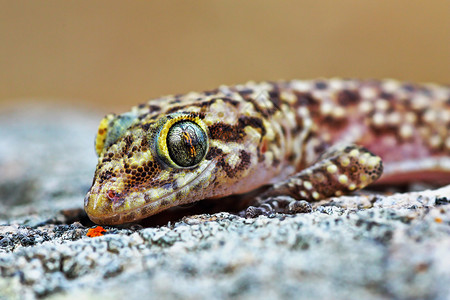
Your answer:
166,121 -> 207,167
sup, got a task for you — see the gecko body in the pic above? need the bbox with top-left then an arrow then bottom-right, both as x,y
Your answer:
84,79 -> 450,225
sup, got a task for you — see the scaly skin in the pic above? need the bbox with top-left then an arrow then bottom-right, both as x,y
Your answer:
84,79 -> 450,225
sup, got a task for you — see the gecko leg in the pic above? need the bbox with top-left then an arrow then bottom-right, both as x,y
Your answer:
245,144 -> 383,218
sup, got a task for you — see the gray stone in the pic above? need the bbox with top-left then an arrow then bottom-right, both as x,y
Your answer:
0,105 -> 450,300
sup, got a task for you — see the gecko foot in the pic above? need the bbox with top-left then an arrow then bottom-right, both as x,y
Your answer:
244,196 -> 312,218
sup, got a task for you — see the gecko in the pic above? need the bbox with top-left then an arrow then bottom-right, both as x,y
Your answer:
84,79 -> 450,225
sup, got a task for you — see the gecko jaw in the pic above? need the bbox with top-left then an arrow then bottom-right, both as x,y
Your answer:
85,160 -> 217,225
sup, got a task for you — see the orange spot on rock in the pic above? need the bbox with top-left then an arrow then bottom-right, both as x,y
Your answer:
434,217 -> 443,223
87,226 -> 106,237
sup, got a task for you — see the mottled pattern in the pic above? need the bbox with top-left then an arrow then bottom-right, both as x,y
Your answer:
85,79 -> 450,225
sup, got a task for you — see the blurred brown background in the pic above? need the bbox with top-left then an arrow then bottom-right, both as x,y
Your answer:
0,0 -> 449,112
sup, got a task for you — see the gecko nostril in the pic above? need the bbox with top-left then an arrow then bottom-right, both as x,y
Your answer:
106,190 -> 121,201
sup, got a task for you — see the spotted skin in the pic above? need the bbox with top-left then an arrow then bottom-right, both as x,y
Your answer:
245,144 -> 383,217
84,79 -> 450,225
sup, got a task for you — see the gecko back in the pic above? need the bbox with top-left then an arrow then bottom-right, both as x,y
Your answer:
85,79 -> 450,225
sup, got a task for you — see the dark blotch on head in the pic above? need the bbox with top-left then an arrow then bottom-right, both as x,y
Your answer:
148,105 -> 161,113
219,97 -> 240,107
238,116 -> 266,138
237,89 -> 254,97
315,81 -> 328,90
238,150 -> 251,170
338,90 -> 360,106
205,146 -> 223,160
165,98 -> 239,114
268,89 -> 282,109
123,135 -> 133,153
380,92 -> 394,100
204,88 -> 219,96
295,93 -> 319,107
209,123 -> 243,142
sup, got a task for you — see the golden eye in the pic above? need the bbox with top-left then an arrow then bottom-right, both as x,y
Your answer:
166,121 -> 207,167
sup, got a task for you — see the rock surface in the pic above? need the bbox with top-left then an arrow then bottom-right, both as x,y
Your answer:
1,105 -> 450,300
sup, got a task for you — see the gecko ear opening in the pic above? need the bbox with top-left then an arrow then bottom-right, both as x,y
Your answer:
94,111 -> 139,156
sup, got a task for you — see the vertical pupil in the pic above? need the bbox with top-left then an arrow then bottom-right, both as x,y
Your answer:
182,131 -> 197,158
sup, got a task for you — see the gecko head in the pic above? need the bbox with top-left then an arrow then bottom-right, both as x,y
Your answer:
84,111 -> 218,225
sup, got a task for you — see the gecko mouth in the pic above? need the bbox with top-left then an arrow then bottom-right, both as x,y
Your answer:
85,160 -> 217,225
